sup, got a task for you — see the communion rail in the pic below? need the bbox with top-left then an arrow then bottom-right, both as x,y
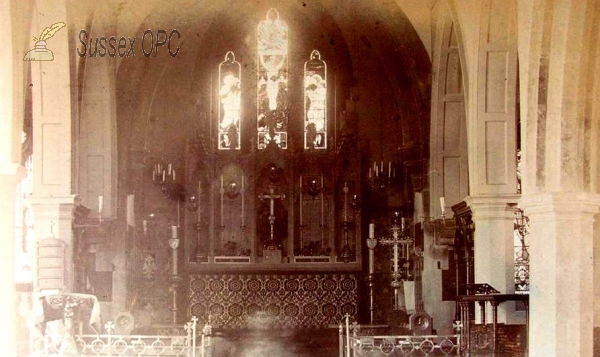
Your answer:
31,317 -> 214,357
339,318 -> 460,356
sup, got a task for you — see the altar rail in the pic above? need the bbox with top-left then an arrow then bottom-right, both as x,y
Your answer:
338,320 -> 460,356
31,317 -> 213,357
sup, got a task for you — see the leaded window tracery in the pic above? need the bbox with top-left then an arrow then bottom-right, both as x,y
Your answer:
257,8 -> 289,149
218,51 -> 241,150
304,50 -> 327,149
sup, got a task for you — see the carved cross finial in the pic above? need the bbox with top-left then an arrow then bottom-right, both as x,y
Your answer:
104,321 -> 115,333
184,321 -> 193,333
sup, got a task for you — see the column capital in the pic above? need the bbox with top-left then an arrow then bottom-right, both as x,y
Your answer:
465,194 -> 521,219
0,163 -> 24,177
28,194 -> 77,207
520,192 -> 600,220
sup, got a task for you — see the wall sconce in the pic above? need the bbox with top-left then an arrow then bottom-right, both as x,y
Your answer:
187,195 -> 199,211
350,194 -> 360,214
225,182 -> 240,199
306,178 -> 322,199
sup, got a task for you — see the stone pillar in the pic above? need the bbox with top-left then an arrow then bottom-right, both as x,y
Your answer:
466,194 -> 523,324
521,193 -> 600,357
27,0 -> 76,294
0,0 -> 21,354
0,170 -> 19,357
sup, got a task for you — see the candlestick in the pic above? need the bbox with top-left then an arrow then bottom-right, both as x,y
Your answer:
220,175 -> 224,227
393,244 -> 399,273
320,176 -> 324,226
343,182 -> 348,221
241,175 -> 245,226
440,196 -> 445,215
299,176 -> 303,226
173,247 -> 178,276
171,225 -> 177,239
197,181 -> 202,224
369,223 -> 375,238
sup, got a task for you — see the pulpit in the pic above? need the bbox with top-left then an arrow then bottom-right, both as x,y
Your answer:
457,292 -> 528,355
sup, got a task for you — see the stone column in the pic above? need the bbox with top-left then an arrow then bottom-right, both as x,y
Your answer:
27,0 -> 76,294
0,170 -> 19,357
466,194 -> 523,324
521,193 -> 600,357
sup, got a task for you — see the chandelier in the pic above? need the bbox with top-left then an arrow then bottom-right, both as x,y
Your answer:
368,160 -> 396,190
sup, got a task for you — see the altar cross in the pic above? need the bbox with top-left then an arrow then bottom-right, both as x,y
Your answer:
258,187 -> 286,249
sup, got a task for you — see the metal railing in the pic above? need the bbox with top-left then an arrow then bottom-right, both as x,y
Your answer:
31,317 -> 213,357
339,316 -> 460,356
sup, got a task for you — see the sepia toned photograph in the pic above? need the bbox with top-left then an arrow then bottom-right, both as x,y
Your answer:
1,0 -> 599,356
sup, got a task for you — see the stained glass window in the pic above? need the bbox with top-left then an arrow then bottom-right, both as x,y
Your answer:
257,8 -> 289,150
304,50 -> 327,149
219,51 -> 241,150
513,209 -> 530,294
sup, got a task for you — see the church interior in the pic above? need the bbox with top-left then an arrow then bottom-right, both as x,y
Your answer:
2,0 -> 600,356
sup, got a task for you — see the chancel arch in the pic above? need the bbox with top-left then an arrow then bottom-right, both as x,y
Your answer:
9,1 -> 600,356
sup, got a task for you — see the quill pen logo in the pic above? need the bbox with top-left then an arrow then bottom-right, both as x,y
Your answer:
24,22 -> 66,61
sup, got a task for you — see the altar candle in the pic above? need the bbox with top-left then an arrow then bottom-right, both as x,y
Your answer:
440,196 -> 445,215
173,170 -> 176,181
171,225 -> 177,239
345,315 -> 350,357
369,223 -> 375,239
98,196 -> 103,212
143,219 -> 147,234
162,170 -> 166,182
221,175 -> 224,189
401,217 -> 405,230
168,163 -> 172,175
388,161 -> 391,177
177,201 -> 180,227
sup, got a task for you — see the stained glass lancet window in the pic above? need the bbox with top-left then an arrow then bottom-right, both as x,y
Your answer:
304,50 -> 327,149
218,51 -> 241,150
513,208 -> 530,294
257,8 -> 289,149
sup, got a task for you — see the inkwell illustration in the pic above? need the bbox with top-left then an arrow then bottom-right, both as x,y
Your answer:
24,22 -> 66,61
